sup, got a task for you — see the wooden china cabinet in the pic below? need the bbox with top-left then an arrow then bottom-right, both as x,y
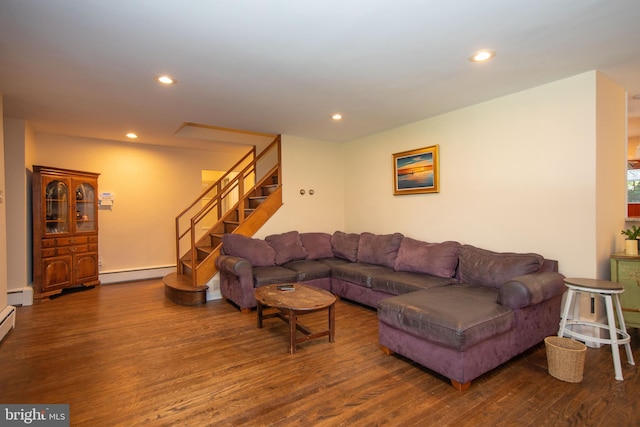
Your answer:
32,165 -> 100,298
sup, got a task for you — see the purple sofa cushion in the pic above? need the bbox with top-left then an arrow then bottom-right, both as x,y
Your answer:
357,232 -> 404,268
371,270 -> 456,295
331,231 -> 360,262
265,231 -> 308,265
252,266 -> 299,286
221,234 -> 275,267
458,245 -> 543,288
299,232 -> 334,260
394,237 -> 460,278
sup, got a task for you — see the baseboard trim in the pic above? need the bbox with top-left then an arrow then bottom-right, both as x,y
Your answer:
99,265 -> 176,284
14,266 -> 211,305
205,273 -> 222,301
8,287 -> 34,306
0,305 -> 16,342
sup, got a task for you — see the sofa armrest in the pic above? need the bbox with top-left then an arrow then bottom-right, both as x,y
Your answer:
497,272 -> 566,309
216,255 -> 253,278
216,255 -> 257,311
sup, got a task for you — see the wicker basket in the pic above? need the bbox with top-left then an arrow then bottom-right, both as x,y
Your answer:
544,336 -> 587,383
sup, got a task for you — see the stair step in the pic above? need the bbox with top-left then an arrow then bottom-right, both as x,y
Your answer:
163,272 -> 208,306
261,184 -> 278,196
210,233 -> 224,247
224,220 -> 239,233
237,208 -> 255,218
180,246 -> 209,263
196,246 -> 214,258
180,260 -> 194,275
248,196 -> 267,208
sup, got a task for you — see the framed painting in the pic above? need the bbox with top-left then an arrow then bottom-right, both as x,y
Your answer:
393,145 -> 439,195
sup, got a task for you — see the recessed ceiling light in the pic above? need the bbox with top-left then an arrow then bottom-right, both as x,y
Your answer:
331,113 -> 343,121
469,49 -> 496,63
155,75 -> 176,85
126,133 -> 138,139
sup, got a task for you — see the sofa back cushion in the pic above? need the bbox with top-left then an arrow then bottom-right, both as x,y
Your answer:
357,232 -> 404,268
331,231 -> 360,262
265,231 -> 308,265
221,234 -> 275,267
300,232 -> 334,260
394,238 -> 461,278
458,244 -> 543,288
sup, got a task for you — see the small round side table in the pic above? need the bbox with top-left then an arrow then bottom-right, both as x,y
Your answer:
557,277 -> 635,381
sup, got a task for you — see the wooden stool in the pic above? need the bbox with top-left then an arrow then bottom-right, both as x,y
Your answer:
558,278 -> 635,381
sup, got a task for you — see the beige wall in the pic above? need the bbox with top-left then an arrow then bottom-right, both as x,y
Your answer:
255,135 -> 345,237
4,118 -> 34,292
0,95 -> 7,309
342,71 -> 626,278
595,72 -> 628,277
33,135 -> 247,273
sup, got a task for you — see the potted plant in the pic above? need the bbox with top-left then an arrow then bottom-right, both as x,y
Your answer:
621,225 -> 640,255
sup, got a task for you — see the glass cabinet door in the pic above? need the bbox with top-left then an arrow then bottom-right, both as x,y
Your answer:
74,181 -> 96,232
44,179 -> 70,234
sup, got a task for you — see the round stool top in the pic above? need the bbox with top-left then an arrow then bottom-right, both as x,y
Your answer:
563,277 -> 624,292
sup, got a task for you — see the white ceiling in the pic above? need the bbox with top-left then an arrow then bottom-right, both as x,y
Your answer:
2,0 -> 640,150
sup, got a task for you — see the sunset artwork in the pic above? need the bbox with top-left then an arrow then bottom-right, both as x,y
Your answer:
393,145 -> 439,195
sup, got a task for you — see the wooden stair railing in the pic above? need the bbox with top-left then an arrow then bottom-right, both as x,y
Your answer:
164,135 -> 282,305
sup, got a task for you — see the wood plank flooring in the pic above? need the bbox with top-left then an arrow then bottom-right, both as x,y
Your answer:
0,279 -> 638,426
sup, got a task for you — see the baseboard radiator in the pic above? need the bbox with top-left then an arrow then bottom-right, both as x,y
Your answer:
0,306 -> 16,343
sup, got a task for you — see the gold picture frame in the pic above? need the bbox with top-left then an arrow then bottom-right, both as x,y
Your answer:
393,145 -> 439,195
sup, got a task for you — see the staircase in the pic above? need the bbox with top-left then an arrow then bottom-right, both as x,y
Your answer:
163,135 -> 282,305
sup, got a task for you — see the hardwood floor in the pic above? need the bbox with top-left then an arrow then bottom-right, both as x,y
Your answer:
0,279 -> 638,426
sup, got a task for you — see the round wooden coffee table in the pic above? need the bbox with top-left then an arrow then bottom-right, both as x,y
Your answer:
255,283 -> 336,354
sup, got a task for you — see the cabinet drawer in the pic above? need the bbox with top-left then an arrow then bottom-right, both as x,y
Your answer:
42,236 -> 89,247
42,248 -> 57,257
56,244 -> 89,255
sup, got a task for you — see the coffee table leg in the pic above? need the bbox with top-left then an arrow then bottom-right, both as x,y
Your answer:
289,309 -> 297,354
329,303 -> 335,343
257,301 -> 263,328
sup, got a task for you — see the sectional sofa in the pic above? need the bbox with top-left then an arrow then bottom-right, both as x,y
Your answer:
215,230 -> 565,390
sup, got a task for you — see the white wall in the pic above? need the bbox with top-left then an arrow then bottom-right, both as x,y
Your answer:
343,71 -> 626,278
255,135 -> 345,237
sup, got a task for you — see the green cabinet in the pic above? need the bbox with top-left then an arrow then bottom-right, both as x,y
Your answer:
610,253 -> 640,329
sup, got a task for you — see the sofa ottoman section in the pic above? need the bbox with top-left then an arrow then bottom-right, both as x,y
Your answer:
378,284 -> 514,352
378,285 -> 516,390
